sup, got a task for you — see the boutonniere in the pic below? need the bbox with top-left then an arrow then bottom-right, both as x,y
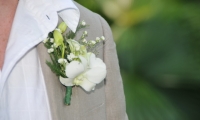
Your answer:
43,21 -> 107,105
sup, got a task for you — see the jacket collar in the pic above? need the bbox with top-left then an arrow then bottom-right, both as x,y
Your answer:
0,0 -> 80,95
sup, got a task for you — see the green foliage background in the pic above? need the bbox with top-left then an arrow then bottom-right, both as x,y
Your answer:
75,0 -> 200,120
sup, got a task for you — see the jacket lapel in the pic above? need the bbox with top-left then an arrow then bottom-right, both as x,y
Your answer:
37,2 -> 107,120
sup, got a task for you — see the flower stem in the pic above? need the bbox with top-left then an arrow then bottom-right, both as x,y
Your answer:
62,43 -> 65,58
64,86 -> 72,105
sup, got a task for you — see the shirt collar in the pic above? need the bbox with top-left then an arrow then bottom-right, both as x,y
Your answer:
57,0 -> 80,33
24,0 -> 80,32
56,0 -> 80,32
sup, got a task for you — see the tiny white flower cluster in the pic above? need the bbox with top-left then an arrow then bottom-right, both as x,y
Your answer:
67,53 -> 78,61
45,39 -> 58,50
81,20 -> 86,26
48,48 -> 54,53
58,58 -> 68,64
43,37 -> 49,43
82,39 -> 87,43
50,38 -> 54,43
101,36 -> 105,41
81,36 -> 105,46
84,31 -> 88,35
53,43 -> 59,48
81,31 -> 88,38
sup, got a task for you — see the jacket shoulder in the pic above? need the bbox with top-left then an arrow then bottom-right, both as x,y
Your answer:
74,2 -> 113,44
74,2 -> 111,33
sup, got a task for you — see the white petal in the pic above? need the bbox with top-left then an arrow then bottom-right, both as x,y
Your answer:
88,53 -> 106,69
79,79 -> 96,92
59,76 -> 74,86
65,61 -> 84,78
88,53 -> 96,63
79,56 -> 88,70
90,58 -> 106,69
85,67 -> 107,84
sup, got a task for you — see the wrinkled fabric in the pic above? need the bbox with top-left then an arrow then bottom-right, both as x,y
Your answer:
0,0 -> 80,119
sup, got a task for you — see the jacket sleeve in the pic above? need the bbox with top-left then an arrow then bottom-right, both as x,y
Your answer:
98,15 -> 129,120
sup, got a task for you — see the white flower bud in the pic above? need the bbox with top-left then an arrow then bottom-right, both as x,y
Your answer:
48,48 -> 54,53
96,37 -> 100,41
58,59 -> 63,63
96,37 -> 100,42
50,38 -> 54,43
82,39 -> 87,43
101,36 -> 105,40
58,58 -> 68,64
64,59 -> 67,63
92,41 -> 96,44
84,31 -> 88,35
67,53 -> 76,61
91,40 -> 96,45
81,20 -> 86,26
53,43 -> 58,48
43,38 -> 49,43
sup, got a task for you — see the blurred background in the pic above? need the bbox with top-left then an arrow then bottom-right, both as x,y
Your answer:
75,0 -> 200,120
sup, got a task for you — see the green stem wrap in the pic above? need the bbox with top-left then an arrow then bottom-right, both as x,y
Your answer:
64,86 -> 72,105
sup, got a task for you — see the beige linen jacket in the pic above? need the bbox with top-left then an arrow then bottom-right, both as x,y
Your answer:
37,2 -> 128,120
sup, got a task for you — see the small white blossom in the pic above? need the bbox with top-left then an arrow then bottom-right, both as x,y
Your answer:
50,38 -> 54,43
53,43 -> 58,48
58,59 -> 63,63
96,37 -> 100,41
67,53 -> 77,61
88,41 -> 93,45
101,36 -> 105,40
82,39 -> 87,43
96,37 -> 100,42
48,48 -> 54,53
58,58 -> 68,64
91,40 -> 96,45
84,31 -> 88,35
75,44 -> 80,51
51,45 -> 54,48
81,20 -> 86,26
43,38 -> 49,43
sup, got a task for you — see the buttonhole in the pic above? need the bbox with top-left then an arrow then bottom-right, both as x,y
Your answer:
46,15 -> 50,20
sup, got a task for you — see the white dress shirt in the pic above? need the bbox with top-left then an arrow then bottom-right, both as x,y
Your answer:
0,0 -> 80,119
